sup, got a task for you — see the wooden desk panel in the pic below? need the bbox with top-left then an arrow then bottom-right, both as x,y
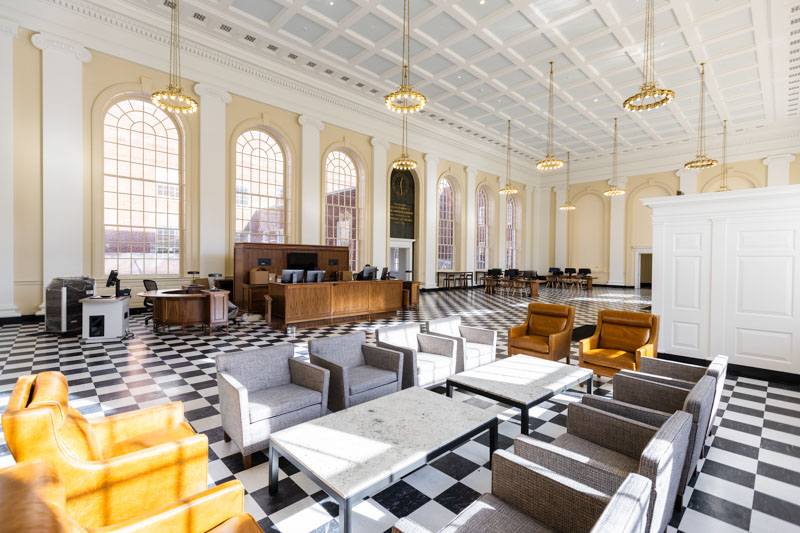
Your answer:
332,282 -> 370,316
370,281 -> 403,312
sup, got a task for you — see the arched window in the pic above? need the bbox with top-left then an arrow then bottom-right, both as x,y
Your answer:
103,99 -> 181,275
476,187 -> 489,270
324,150 -> 359,270
235,129 -> 285,243
437,178 -> 455,271
506,195 -> 517,269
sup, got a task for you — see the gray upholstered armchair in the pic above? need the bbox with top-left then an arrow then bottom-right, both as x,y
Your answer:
425,315 -> 496,372
376,323 -> 457,389
393,449 -> 652,533
308,331 -> 403,412
217,344 -> 329,469
609,373 -> 716,504
514,400 -> 692,533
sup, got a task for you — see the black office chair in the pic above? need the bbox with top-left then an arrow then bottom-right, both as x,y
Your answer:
142,279 -> 158,325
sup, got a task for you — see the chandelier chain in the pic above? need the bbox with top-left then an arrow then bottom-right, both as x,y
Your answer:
720,120 -> 729,191
547,61 -> 554,156
697,63 -> 707,156
169,0 -> 180,91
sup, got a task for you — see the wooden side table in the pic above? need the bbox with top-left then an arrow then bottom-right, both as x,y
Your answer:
264,295 -> 273,326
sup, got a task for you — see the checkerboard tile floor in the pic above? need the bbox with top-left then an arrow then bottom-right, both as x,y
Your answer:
1,286 -> 799,532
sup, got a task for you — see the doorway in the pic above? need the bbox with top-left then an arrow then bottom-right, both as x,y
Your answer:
389,238 -> 414,281
633,246 -> 653,289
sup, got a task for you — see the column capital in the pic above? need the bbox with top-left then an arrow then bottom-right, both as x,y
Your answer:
763,154 -> 796,166
194,83 -> 232,104
552,184 -> 567,193
424,153 -> 440,166
298,115 -> 324,131
0,18 -> 19,38
370,137 -> 390,150
32,33 -> 91,62
675,167 -> 699,178
465,166 -> 478,180
613,177 -> 629,188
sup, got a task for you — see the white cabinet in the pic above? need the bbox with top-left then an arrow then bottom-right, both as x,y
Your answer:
644,186 -> 800,374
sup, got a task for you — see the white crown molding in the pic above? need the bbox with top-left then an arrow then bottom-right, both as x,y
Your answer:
0,17 -> 19,37
31,31 -> 92,62
194,83 -> 232,104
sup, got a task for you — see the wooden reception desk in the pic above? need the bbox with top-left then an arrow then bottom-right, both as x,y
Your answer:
269,279 -> 402,330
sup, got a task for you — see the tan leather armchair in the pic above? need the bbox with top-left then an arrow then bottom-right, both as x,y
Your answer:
1,372 -> 209,528
507,303 -> 575,363
579,310 -> 659,378
0,460 -> 262,533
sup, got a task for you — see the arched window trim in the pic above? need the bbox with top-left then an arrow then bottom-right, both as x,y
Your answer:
101,97 -> 185,276
324,149 -> 363,271
506,195 -> 517,269
437,177 -> 456,271
234,128 -> 287,244
476,186 -> 490,271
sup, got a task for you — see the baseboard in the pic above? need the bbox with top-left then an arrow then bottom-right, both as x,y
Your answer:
420,286 -> 483,292
0,307 -> 150,326
658,352 -> 800,386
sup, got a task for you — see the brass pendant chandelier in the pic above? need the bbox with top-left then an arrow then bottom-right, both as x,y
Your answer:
719,120 -> 730,191
392,113 -> 416,170
559,152 -> 576,211
685,63 -> 717,169
623,0 -> 674,112
152,0 -> 198,114
385,0 -> 426,114
604,118 -> 625,197
536,62 -> 564,171
499,120 -> 518,195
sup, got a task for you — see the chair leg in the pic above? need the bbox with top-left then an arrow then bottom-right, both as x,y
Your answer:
223,431 -> 231,442
242,454 -> 252,469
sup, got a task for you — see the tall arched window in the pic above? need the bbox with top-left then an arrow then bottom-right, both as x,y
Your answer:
235,129 -> 285,243
476,187 -> 489,270
506,195 -> 517,269
325,150 -> 359,270
437,178 -> 455,271
103,99 -> 181,275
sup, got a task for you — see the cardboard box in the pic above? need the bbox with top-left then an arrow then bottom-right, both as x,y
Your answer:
249,267 -> 271,285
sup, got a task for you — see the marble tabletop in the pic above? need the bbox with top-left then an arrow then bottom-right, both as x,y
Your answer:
268,387 -> 497,499
447,355 -> 592,404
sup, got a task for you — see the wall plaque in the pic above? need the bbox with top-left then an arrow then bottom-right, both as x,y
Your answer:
390,169 -> 415,240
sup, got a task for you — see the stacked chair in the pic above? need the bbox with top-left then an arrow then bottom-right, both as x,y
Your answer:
376,323 -> 457,389
426,315 -> 496,372
508,302 -> 575,363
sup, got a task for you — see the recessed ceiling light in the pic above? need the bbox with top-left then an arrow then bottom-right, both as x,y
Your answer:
480,0 -> 485,4
593,98 -> 598,102
329,1 -> 334,4
457,75 -> 462,79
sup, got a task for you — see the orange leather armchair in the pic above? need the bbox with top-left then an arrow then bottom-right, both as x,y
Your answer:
507,303 -> 575,363
0,460 -> 262,533
1,371 -> 209,528
579,310 -> 660,378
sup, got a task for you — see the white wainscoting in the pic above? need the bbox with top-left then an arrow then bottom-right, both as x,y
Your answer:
644,186 -> 800,374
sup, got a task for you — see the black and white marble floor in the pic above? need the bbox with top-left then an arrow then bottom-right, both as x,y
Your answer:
1,286 -> 798,532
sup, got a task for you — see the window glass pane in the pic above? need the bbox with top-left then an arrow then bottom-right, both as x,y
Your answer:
324,151 -> 359,270
234,130 -> 286,243
506,195 -> 516,269
437,179 -> 455,271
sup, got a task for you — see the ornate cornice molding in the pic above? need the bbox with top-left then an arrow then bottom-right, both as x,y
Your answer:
194,83 -> 232,104
31,32 -> 92,62
298,115 -> 325,131
0,18 -> 19,38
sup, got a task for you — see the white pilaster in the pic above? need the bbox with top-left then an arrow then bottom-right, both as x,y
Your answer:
608,177 -> 628,286
676,168 -> 699,195
424,154 -> 439,288
763,154 -> 796,187
298,115 -> 324,245
554,185 -> 567,268
371,137 -> 390,267
498,187 -> 507,269
525,185 -> 534,269
533,186 -> 550,273
33,33 -> 91,312
194,83 -> 231,276
464,166 -> 477,274
0,19 -> 19,317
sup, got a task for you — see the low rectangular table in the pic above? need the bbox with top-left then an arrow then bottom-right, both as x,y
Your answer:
446,355 -> 593,435
268,387 -> 498,532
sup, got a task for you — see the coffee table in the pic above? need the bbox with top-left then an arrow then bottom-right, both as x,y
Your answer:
446,355 -> 593,435
268,387 -> 498,532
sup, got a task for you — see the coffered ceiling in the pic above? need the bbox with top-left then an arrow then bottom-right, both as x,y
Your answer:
124,0 -> 794,162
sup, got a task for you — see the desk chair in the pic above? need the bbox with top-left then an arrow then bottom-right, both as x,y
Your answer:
142,279 -> 158,325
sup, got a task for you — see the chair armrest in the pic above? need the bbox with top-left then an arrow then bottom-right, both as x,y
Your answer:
618,370 -> 695,391
566,403 -> 658,460
217,371 -> 249,445
578,332 -> 600,361
513,435 -> 624,496
417,333 -> 456,358
289,358 -> 330,413
613,373 -> 688,414
377,342 -> 417,389
592,473 -> 652,533
459,325 -> 497,347
639,357 -> 706,382
508,324 -> 527,340
391,518 -> 434,533
90,402 -> 186,451
101,480 -> 245,533
581,395 -> 670,428
308,355 -> 349,411
492,449 -> 610,531
549,328 -> 572,361
363,345 -> 404,385
635,344 -> 656,368
425,332 -> 467,373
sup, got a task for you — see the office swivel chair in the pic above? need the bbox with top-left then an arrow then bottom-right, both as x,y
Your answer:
142,279 -> 158,325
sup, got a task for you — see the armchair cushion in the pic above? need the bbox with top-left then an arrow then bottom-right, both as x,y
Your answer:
595,311 -> 658,355
349,365 -> 397,395
581,349 -> 636,371
307,332 -> 368,368
509,335 -> 549,354
527,306 -> 571,337
217,345 -> 294,392
417,353 -> 452,386
105,422 -> 196,458
376,323 -> 421,350
464,341 -> 493,359
248,384 -> 322,423
208,513 -> 263,533
427,315 -> 461,337
551,433 -> 640,479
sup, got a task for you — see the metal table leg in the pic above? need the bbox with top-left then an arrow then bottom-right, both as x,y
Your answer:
489,419 -> 498,466
339,497 -> 352,532
520,406 -> 530,435
446,382 -> 454,398
268,444 -> 279,495
586,375 -> 594,395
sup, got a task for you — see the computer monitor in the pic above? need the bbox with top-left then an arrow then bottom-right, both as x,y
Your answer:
362,266 -> 378,280
105,270 -> 130,297
549,267 -> 561,275
578,268 -> 592,276
487,268 -> 502,277
523,270 -> 535,279
306,270 -> 326,283
564,268 -> 577,275
505,269 -> 519,279
281,269 -> 304,283
380,267 -> 389,280
287,252 -> 318,271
